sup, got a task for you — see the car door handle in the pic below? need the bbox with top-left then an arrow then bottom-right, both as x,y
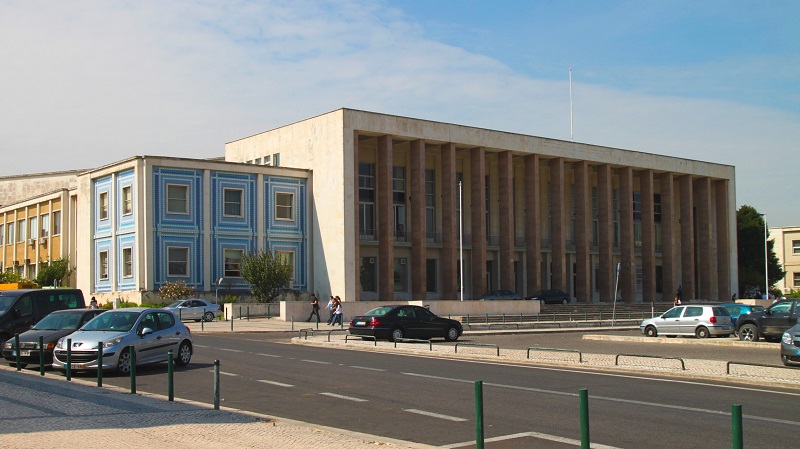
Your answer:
157,336 -> 162,340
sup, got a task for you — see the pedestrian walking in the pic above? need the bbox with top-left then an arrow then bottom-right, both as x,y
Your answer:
305,294 -> 320,322
330,298 -> 343,326
89,296 -> 98,309
325,296 -> 335,324
674,285 -> 682,306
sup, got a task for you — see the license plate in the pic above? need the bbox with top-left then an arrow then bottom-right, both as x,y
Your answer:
10,350 -> 30,357
722,326 -> 731,330
355,321 -> 367,326
796,349 -> 800,356
71,363 -> 86,370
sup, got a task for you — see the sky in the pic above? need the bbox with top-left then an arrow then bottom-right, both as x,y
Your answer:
1,0 -> 798,226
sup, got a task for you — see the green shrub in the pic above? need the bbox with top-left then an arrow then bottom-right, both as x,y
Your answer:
158,281 -> 195,301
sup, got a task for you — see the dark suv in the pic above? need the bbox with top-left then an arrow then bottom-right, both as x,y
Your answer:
525,289 -> 571,305
735,300 -> 799,342
0,289 -> 86,346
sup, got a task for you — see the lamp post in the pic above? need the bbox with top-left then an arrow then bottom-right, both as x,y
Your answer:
762,214 -> 768,300
215,277 -> 224,304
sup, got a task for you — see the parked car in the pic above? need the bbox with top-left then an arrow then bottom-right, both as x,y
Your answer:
349,305 -> 463,342
2,309 -> 105,368
781,320 -> 800,366
165,298 -> 222,322
476,290 -> 520,300
640,305 -> 734,338
736,300 -> 800,342
51,308 -> 193,374
525,289 -> 571,305
716,303 -> 764,328
0,289 -> 86,347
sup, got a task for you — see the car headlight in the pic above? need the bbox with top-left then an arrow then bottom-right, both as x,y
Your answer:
3,340 -> 12,349
102,337 -> 125,349
55,337 -> 65,349
782,332 -> 793,345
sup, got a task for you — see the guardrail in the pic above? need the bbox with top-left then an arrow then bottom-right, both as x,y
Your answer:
526,346 -> 583,363
726,361 -> 795,375
615,353 -> 686,370
455,342 -> 500,356
394,338 -> 433,350
345,334 -> 377,346
298,328 -> 348,342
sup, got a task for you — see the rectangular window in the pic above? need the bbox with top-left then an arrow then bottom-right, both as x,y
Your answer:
273,153 -> 280,167
29,216 -> 38,239
0,224 -> 4,245
223,188 -> 244,217
394,257 -> 408,292
275,192 -> 294,221
264,155 -> 271,166
254,158 -> 261,165
794,272 -> 800,289
99,192 -> 109,220
359,163 -> 376,238
18,219 -> 26,242
277,251 -> 295,286
166,184 -> 189,214
793,240 -> 800,255
425,169 -> 436,240
360,257 -> 376,292
654,194 -> 662,223
52,211 -> 61,235
40,213 -> 49,237
632,192 -> 641,221
224,249 -> 243,277
122,186 -> 133,215
7,221 -> 15,244
122,247 -> 133,278
99,251 -> 109,280
426,259 -> 437,293
167,247 -> 189,276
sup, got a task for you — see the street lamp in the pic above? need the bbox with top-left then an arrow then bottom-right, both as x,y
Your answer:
760,214 -> 768,299
215,277 -> 224,304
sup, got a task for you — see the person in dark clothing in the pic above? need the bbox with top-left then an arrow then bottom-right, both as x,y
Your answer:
674,285 -> 682,306
305,294 -> 320,322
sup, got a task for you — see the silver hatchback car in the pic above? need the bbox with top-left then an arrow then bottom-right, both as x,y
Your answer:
640,305 -> 734,338
52,308 -> 193,374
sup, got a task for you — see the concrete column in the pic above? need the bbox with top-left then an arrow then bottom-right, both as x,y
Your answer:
525,154 -> 541,295
377,135 -> 394,300
660,172 -> 676,302
597,164 -> 614,302
574,161 -> 591,303
679,175 -> 695,299
498,151 -> 514,291
640,170 -> 656,303
441,143 -> 457,300
470,148 -> 487,298
695,177 -> 713,299
619,167 -> 635,303
410,140 -> 426,300
549,158 -> 566,291
353,131 -> 361,300
715,180 -> 731,301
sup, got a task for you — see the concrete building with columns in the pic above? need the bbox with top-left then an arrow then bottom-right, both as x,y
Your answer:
226,108 -> 737,303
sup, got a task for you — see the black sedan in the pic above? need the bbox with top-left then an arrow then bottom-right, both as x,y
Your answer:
348,305 -> 463,342
2,309 -> 105,368
525,289 -> 571,304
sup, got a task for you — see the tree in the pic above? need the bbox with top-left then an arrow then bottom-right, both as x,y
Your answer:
158,281 -> 196,301
240,250 -> 293,303
736,205 -> 784,297
34,258 -> 74,287
0,270 -> 30,285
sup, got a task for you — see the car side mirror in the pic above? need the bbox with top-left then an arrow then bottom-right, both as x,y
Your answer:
139,327 -> 154,337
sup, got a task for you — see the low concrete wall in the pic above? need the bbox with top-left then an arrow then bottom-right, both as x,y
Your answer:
224,302 -> 281,319
281,299 -> 542,323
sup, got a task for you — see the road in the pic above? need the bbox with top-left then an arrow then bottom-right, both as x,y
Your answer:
79,332 -> 798,449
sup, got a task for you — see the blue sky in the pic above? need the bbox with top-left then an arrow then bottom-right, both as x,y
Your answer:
1,0 -> 798,225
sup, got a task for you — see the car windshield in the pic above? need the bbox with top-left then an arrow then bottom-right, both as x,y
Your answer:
166,301 -> 185,308
364,307 -> 395,317
81,311 -> 141,332
0,295 -> 20,316
32,313 -> 83,331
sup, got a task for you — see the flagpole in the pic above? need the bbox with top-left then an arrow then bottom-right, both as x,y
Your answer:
569,67 -> 574,141
459,181 -> 464,301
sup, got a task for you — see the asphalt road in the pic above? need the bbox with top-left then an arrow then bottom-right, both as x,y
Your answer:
77,332 -> 799,449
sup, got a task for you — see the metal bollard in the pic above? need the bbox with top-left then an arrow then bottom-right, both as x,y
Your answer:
129,345 -> 136,394
247,306 -> 250,321
167,349 -> 174,401
14,334 -> 20,371
580,389 -> 590,449
732,404 -> 743,449
97,342 -> 103,387
66,338 -> 72,381
474,380 -> 484,449
213,359 -> 221,410
39,336 -> 45,376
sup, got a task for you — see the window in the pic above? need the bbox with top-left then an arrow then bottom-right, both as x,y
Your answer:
52,211 -> 61,235
122,186 -> 133,215
794,273 -> 800,289
7,222 -> 14,244
99,251 -> 109,280
277,251 -> 295,286
360,257 -> 376,292
272,153 -> 280,167
254,158 -> 261,165
18,219 -> 26,242
0,224 -> 4,245
425,170 -> 436,240
393,167 -> 406,240
122,247 -> 133,277
29,216 -> 38,239
224,249 -> 243,277
166,184 -> 189,214
99,192 -> 109,220
793,240 -> 800,255
275,192 -> 294,221
264,155 -> 271,166
394,257 -> 408,292
167,247 -> 189,276
223,188 -> 244,217
426,259 -> 437,293
359,163 -> 376,239
40,213 -> 49,237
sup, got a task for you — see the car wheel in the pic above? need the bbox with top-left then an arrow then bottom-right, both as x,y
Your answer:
390,328 -> 404,342
204,312 -> 214,322
116,348 -> 132,374
738,324 -> 759,342
695,326 -> 710,339
445,327 -> 460,342
9,362 -> 28,369
781,354 -> 792,367
561,298 -> 568,305
176,341 -> 192,366
644,325 -> 658,337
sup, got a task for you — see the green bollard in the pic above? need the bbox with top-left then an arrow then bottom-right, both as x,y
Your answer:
97,342 -> 103,387
129,345 -> 136,394
39,336 -> 44,376
167,349 -> 174,401
213,359 -> 221,410
485,313 -> 488,324
14,334 -> 20,371
66,338 -> 72,381
231,314 -> 234,331
475,380 -> 484,449
580,389 -> 590,449
732,404 -> 743,449
247,306 -> 250,321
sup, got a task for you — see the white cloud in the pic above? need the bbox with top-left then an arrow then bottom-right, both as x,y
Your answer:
1,0 -> 797,225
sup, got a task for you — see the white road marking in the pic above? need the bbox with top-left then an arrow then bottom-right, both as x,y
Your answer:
300,359 -> 331,364
256,353 -> 282,358
442,431 -> 621,449
403,409 -> 466,422
349,365 -> 385,372
257,380 -> 294,387
319,392 -> 368,402
218,348 -> 244,353
210,370 -> 239,377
